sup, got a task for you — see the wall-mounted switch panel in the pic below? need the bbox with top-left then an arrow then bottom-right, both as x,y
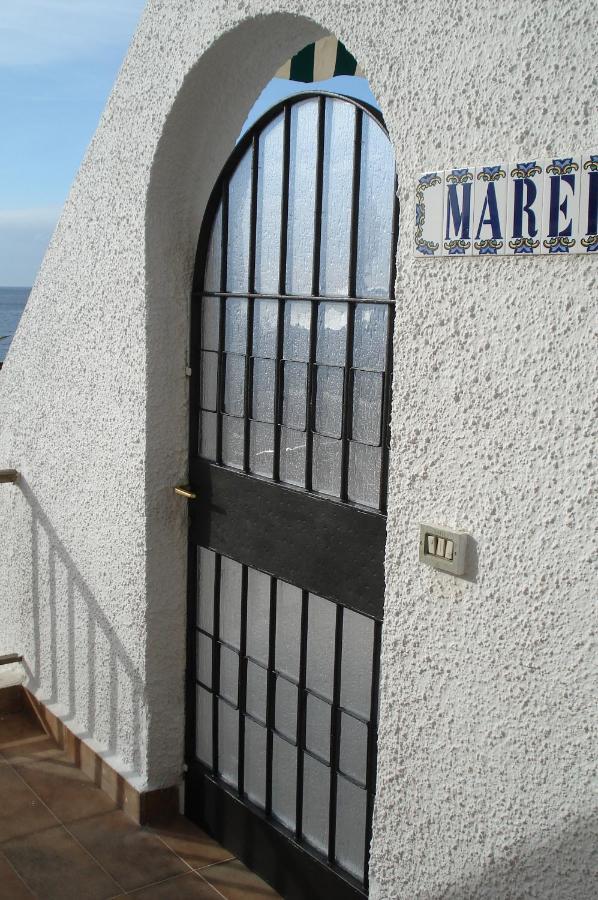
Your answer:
419,524 -> 468,575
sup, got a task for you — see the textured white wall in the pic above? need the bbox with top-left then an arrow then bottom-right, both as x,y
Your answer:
0,0 -> 595,896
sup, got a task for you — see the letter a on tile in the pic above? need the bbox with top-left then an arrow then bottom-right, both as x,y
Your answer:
473,165 -> 507,255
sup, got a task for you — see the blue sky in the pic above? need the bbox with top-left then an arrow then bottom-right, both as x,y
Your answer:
0,1 -> 377,287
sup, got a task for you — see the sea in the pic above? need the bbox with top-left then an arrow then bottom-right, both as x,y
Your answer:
0,287 -> 30,362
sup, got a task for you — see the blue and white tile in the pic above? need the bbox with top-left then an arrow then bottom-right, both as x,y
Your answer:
472,163 -> 508,256
414,170 -> 444,258
442,167 -> 475,256
575,151 -> 598,254
505,159 -> 544,256
541,156 -> 582,254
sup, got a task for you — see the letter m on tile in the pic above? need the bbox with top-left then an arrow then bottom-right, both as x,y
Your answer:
445,171 -> 473,240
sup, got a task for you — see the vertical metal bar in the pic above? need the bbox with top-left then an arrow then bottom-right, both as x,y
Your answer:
327,603 -> 344,864
211,554 -> 222,774
216,186 -> 229,466
295,590 -> 309,840
379,173 -> 400,512
305,96 -> 326,491
185,543 -> 198,765
273,104 -> 291,483
363,618 -> 383,888
237,564 -> 248,795
265,575 -> 277,816
244,135 -> 259,473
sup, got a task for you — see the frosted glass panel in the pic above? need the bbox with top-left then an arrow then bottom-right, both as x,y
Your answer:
227,148 -> 252,292
306,594 -> 336,700
251,358 -> 276,423
353,304 -> 388,371
219,556 -> 242,648
255,115 -> 284,293
244,719 -> 267,809
197,547 -> 215,634
312,433 -> 341,497
279,427 -> 306,487
219,645 -> 239,706
275,581 -> 302,680
246,568 -> 270,664
253,299 -> 279,358
218,699 -> 239,787
204,203 -> 222,291
275,675 -> 297,741
348,441 -> 381,508
315,366 -> 344,438
200,351 -> 218,412
340,609 -> 374,718
287,99 -> 318,294
316,302 -> 347,365
339,712 -> 367,784
305,693 -> 331,763
335,776 -> 367,880
320,99 -> 355,296
224,354 -> 246,416
222,415 -> 244,469
246,661 -> 267,724
352,370 -> 383,445
284,300 -> 311,361
302,755 -> 330,854
196,686 -> 212,766
249,421 -> 274,478
281,362 -> 307,430
196,632 -> 212,688
225,297 -> 248,353
201,297 -> 220,350
356,113 -> 396,299
272,735 -> 297,830
199,411 -> 217,461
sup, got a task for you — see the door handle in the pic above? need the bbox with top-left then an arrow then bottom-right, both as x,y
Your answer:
174,485 -> 197,500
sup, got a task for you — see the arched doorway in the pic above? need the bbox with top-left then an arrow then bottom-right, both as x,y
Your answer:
184,91 -> 398,899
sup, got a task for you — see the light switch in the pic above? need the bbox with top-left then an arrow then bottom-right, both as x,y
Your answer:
419,525 -> 469,576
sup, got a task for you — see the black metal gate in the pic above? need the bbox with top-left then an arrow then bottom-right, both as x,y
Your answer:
185,91 -> 398,899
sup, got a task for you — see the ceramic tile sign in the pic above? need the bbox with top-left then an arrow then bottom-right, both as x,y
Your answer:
414,151 -> 597,258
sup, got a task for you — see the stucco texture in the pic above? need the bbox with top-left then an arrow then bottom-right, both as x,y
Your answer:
0,1 -> 595,896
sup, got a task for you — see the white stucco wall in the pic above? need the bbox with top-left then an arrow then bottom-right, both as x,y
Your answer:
0,1 -> 595,896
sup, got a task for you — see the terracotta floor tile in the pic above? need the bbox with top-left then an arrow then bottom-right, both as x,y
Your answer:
200,859 -> 281,899
2,825 -> 121,900
148,815 -> 235,870
14,754 -> 117,823
69,810 -> 188,891
0,853 -> 34,899
0,765 -> 57,843
126,872 -> 221,899
0,712 -> 46,753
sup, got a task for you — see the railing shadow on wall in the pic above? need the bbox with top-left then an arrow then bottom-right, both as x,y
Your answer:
18,476 -> 145,781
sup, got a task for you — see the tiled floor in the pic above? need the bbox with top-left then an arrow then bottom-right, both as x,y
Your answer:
0,707 -> 280,899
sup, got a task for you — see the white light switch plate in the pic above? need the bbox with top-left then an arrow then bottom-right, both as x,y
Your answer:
419,524 -> 469,575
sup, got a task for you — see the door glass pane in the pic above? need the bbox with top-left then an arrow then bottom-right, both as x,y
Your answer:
196,686 -> 212,766
199,411 -> 217,461
249,421 -> 274,478
306,594 -> 336,700
279,427 -> 306,488
284,300 -> 311,361
302,755 -> 330,854
224,354 -> 246,417
316,302 -> 347,365
244,719 -> 267,809
197,548 -> 215,634
218,699 -> 239,787
272,735 -> 297,831
219,556 -> 242,648
245,661 -> 267,724
255,114 -> 284,294
320,98 -> 355,296
315,365 -> 344,438
227,148 -> 252,292
281,361 -> 307,430
353,303 -> 388,371
305,693 -> 331,763
196,632 -> 212,688
312,433 -> 341,498
356,113 -> 396,299
221,415 -> 244,469
200,351 -> 218,412
251,358 -> 276,423
275,675 -> 297,742
348,442 -> 381,508
201,296 -> 220,351
219,645 -> 239,706
275,581 -> 302,680
253,299 -> 279,358
339,711 -> 368,785
340,609 -> 374,718
335,776 -> 367,880
246,568 -> 270,664
224,297 -> 248,353
204,203 -> 222,292
351,370 -> 383,445
287,99 -> 318,295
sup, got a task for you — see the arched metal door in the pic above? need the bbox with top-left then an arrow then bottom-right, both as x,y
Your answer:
185,92 -> 398,900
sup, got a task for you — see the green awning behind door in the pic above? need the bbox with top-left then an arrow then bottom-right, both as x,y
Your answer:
275,36 -> 363,82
